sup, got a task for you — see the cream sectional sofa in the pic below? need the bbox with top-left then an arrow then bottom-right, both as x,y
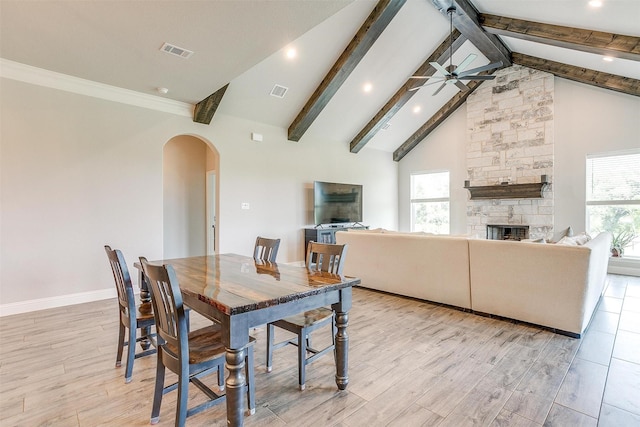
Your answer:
335,229 -> 612,337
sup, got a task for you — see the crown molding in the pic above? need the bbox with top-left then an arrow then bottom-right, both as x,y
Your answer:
0,58 -> 194,117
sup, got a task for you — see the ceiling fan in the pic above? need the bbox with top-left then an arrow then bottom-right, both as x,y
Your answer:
409,6 -> 503,96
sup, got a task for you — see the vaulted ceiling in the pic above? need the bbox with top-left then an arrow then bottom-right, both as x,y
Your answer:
1,0 -> 638,161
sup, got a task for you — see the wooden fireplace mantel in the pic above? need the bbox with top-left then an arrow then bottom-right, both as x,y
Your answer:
464,176 -> 549,200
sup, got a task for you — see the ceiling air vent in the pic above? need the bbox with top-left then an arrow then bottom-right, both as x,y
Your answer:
270,84 -> 288,98
160,42 -> 194,59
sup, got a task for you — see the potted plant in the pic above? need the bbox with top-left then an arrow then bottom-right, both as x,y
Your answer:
611,229 -> 637,257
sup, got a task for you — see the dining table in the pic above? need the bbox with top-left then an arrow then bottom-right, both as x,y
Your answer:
136,253 -> 360,427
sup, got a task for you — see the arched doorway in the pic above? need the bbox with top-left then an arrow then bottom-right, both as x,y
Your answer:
162,135 -> 219,258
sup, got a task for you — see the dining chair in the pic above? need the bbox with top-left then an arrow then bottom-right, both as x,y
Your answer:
139,257 -> 255,426
253,236 -> 281,262
266,241 -> 347,390
104,245 -> 156,384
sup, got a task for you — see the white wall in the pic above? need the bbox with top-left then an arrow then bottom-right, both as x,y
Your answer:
398,106 -> 469,234
0,77 -> 397,310
208,113 -> 397,262
554,79 -> 640,232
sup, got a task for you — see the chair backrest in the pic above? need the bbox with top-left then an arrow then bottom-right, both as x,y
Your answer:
254,236 -> 281,263
305,242 -> 348,275
104,245 -> 136,315
139,257 -> 188,357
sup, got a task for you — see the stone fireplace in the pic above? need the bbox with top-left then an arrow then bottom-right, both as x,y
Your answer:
466,65 -> 554,241
487,224 -> 529,241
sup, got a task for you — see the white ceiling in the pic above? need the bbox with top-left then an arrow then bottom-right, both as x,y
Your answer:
1,0 -> 638,154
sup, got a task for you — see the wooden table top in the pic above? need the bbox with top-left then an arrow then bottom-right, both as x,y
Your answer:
147,253 -> 360,316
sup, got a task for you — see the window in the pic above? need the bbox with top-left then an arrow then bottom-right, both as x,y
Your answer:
586,150 -> 640,257
411,171 -> 450,234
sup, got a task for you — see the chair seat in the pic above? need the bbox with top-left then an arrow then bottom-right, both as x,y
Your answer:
135,306 -> 155,322
278,307 -> 333,328
165,324 -> 256,365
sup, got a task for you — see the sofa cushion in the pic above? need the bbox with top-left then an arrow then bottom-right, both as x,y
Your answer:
557,232 -> 591,246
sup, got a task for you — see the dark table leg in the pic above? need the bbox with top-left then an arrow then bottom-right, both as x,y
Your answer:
225,347 -> 247,427
137,269 -> 153,350
334,310 -> 349,390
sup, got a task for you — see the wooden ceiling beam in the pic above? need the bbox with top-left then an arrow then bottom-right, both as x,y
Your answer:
393,76 -> 487,162
193,84 -> 229,124
349,29 -> 465,153
287,0 -> 406,142
481,14 -> 640,62
431,0 -> 511,66
513,52 -> 640,97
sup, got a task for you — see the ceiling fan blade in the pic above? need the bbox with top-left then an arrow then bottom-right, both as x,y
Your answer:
409,75 -> 441,80
458,75 -> 496,80
430,61 -> 451,76
432,82 -> 448,96
457,61 -> 503,77
408,79 -> 446,91
453,54 -> 477,74
454,80 -> 470,92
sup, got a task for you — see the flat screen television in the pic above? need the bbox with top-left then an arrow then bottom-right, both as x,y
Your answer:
313,181 -> 363,225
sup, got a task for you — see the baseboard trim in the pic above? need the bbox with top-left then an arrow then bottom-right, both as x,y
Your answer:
0,288 -> 118,317
608,265 -> 640,277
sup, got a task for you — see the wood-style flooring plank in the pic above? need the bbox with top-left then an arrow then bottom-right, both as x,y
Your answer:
555,358 -> 608,418
544,403 -> 597,427
575,329 -> 615,365
603,357 -> 640,415
490,409 -> 541,427
437,381 -> 512,426
598,403 -> 640,427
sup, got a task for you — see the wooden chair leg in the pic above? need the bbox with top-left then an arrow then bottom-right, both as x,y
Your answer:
115,323 -> 125,367
150,358 -> 165,425
266,324 -> 275,373
176,369 -> 189,427
217,361 -> 225,391
124,323 -> 136,383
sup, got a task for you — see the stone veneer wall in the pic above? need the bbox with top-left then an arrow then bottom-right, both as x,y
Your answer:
466,65 -> 554,240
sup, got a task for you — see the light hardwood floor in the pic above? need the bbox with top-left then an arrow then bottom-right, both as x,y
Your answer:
1,274 -> 639,426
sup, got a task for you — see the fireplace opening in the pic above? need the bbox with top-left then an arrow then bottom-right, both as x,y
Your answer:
487,224 -> 529,241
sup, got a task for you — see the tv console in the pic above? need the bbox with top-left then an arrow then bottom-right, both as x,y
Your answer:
304,224 -> 368,260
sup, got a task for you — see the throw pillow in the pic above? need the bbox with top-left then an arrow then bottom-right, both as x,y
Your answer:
556,232 -> 591,246
557,236 -> 578,245
573,232 -> 592,245
550,226 -> 574,243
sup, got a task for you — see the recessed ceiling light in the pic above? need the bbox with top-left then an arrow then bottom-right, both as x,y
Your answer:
588,0 -> 602,7
157,87 -> 169,94
286,48 -> 297,59
413,105 -> 421,114
363,83 -> 373,93
603,56 -> 614,62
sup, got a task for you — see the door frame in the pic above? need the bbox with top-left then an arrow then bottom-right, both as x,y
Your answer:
206,170 -> 217,255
